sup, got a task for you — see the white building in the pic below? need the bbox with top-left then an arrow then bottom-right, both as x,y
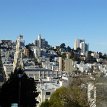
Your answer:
42,61 -> 59,71
24,67 -> 62,80
80,41 -> 86,55
74,39 -> 82,50
76,63 -> 92,73
34,34 -> 50,49
74,39 -> 89,55
59,57 -> 62,71
33,46 -> 41,58
37,77 -> 62,107
3,64 -> 13,80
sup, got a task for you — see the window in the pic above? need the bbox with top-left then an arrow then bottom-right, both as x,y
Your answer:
46,92 -> 51,95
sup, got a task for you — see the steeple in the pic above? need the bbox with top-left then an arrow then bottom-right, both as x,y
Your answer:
13,35 -> 24,71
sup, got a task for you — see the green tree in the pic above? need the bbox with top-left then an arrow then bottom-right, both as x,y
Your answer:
66,46 -> 71,52
61,53 -> 66,59
0,68 -> 39,107
49,87 -> 66,107
60,43 -> 66,49
40,78 -> 89,107
40,99 -> 50,107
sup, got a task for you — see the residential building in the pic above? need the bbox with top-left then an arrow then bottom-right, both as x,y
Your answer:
37,77 -> 62,107
24,66 -> 62,80
0,40 -> 13,49
64,59 -> 74,72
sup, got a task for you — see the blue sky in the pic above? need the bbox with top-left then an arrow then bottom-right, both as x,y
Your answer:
0,0 -> 107,53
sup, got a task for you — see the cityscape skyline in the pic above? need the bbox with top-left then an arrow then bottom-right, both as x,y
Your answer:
0,0 -> 107,53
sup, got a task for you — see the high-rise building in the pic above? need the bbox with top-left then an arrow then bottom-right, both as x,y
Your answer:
74,39 -> 89,55
80,41 -> 86,55
85,43 -> 89,52
34,34 -> 50,49
74,39 -> 85,50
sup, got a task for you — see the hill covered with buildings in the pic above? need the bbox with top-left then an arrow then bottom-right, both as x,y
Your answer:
0,35 -> 107,107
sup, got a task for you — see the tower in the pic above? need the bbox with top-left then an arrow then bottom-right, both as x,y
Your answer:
74,39 -> 85,50
38,34 -> 42,48
59,57 -> 62,71
80,41 -> 86,55
13,36 -> 24,71
74,39 -> 89,55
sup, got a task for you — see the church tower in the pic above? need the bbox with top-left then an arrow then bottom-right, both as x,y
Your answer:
13,35 -> 24,71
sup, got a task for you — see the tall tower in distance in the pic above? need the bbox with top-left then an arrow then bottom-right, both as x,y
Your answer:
80,41 -> 86,55
34,34 -> 50,49
74,39 -> 89,55
13,35 -> 24,71
74,39 -> 85,50
38,34 -> 42,48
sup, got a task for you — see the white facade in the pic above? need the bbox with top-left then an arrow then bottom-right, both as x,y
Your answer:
3,64 -> 13,80
76,63 -> 92,73
59,57 -> 62,71
37,78 -> 62,107
80,42 -> 86,55
13,35 -> 24,71
87,82 -> 96,107
74,39 -> 89,54
42,61 -> 59,71
74,39 -> 81,50
33,46 -> 41,58
24,67 -> 62,80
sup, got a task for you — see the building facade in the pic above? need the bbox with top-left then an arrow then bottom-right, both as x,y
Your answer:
34,34 -> 50,49
74,39 -> 89,55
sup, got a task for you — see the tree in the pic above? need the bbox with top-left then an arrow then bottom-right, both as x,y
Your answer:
40,87 -> 66,107
40,78 -> 89,107
60,43 -> 66,49
0,68 -> 39,107
49,87 -> 66,107
76,48 -> 81,53
40,99 -> 50,107
61,53 -> 66,59
66,46 -> 71,52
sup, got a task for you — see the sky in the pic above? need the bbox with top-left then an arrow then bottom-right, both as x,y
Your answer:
0,0 -> 107,53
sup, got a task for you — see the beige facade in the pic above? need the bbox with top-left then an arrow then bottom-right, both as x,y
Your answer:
64,59 -> 74,72
23,48 -> 29,57
58,57 -> 62,71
